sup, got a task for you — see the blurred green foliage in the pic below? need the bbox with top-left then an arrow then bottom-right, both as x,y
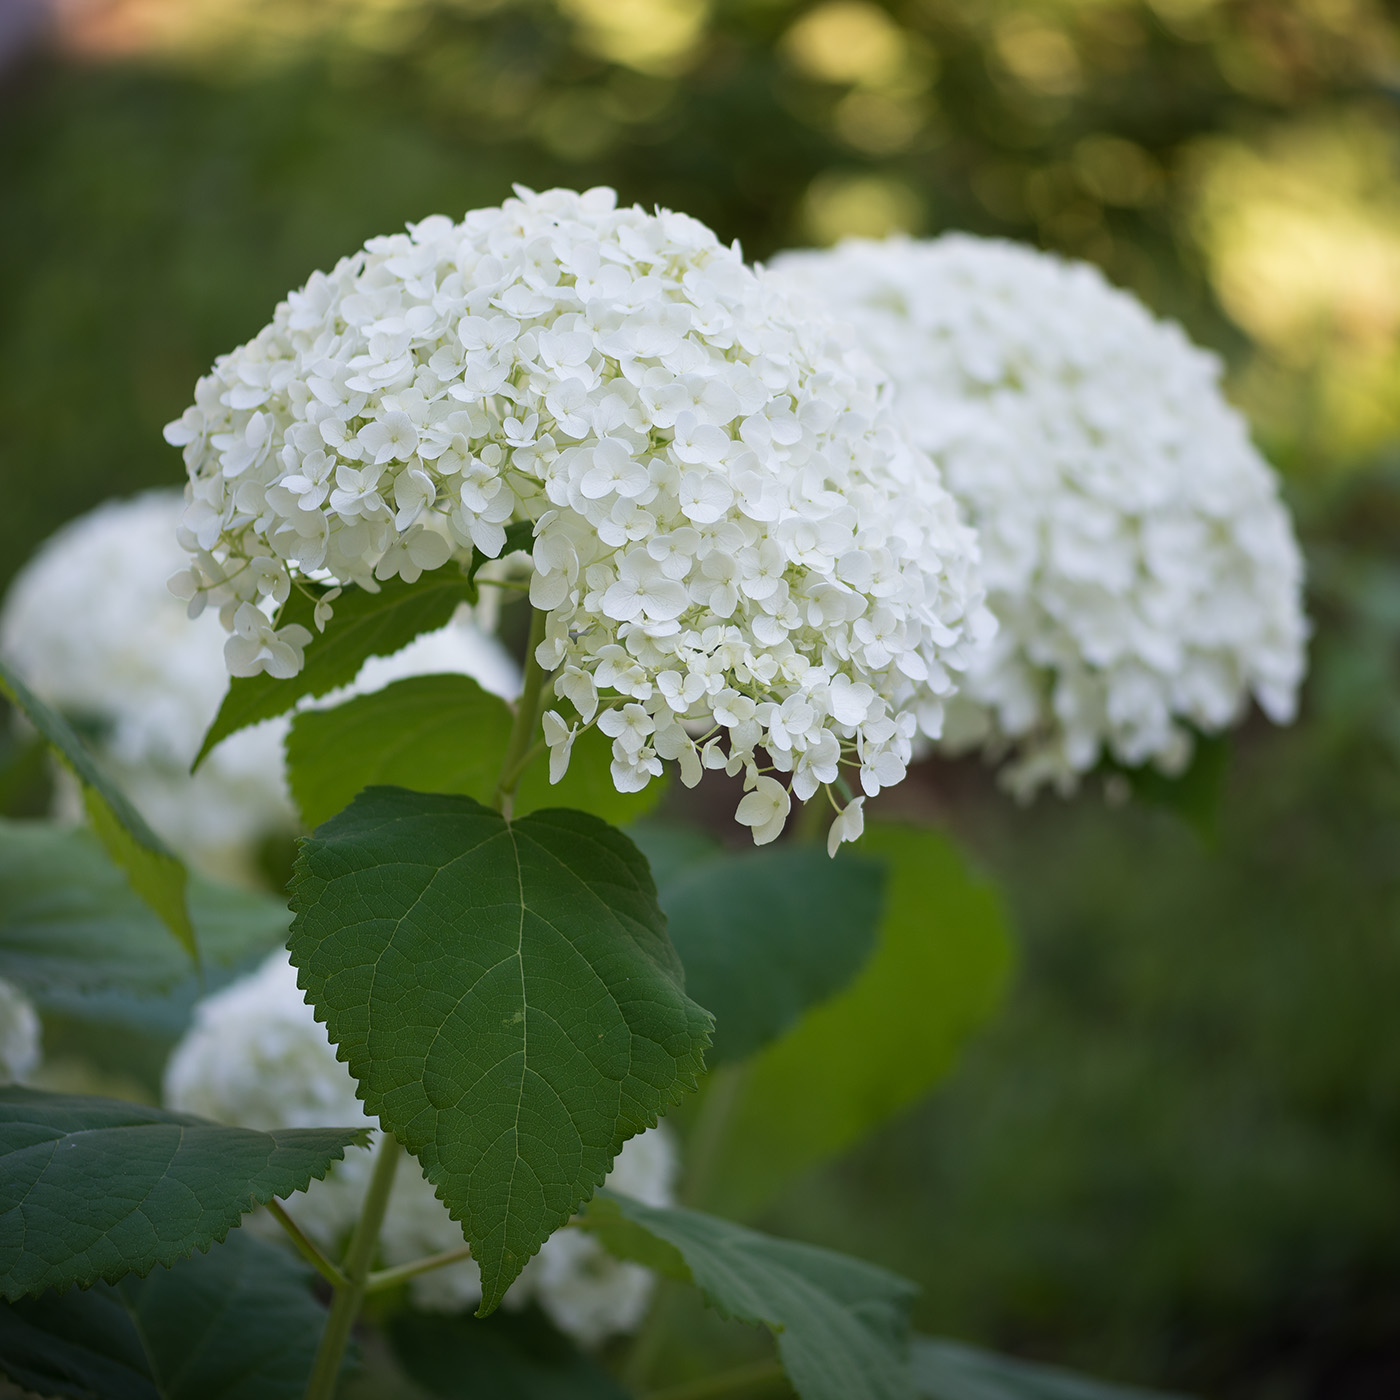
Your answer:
2,2 -> 1399,1396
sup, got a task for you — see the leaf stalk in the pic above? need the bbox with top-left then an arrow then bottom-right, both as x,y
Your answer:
266,1197 -> 349,1291
364,1241 -> 475,1293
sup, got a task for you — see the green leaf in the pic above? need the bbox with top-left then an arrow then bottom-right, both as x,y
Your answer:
390,1307 -> 631,1400
632,824 -> 885,1064
586,1191 -> 917,1400
0,1229 -> 330,1400
287,786 -> 711,1313
711,823 -> 1013,1215
0,1087 -> 370,1299
0,820 -> 289,1003
285,674 -> 664,829
912,1337 -> 1190,1400
0,656 -> 194,959
194,572 -> 478,768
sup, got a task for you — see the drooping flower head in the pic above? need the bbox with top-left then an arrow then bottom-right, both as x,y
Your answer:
772,235 -> 1307,794
166,187 -> 988,847
164,950 -> 677,1341
1,492 -> 518,881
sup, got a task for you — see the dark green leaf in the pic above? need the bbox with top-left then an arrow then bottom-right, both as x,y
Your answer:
285,674 -> 664,829
195,572 -> 477,768
0,1229 -> 329,1400
0,656 -> 194,959
912,1337 -> 1190,1400
0,1087 -> 370,1299
586,1191 -> 917,1400
711,823 -> 1013,1215
632,824 -> 884,1063
390,1306 -> 631,1400
0,820 -> 289,1004
288,787 -> 711,1313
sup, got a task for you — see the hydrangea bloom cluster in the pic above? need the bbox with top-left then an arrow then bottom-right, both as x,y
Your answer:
772,235 -> 1307,793
165,186 -> 988,847
1,493 -> 518,882
0,977 -> 41,1086
164,951 -> 677,1343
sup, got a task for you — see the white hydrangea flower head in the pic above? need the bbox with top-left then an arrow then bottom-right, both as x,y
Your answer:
166,186 -> 989,847
1,492 -> 519,882
163,950 -> 676,1343
0,977 -> 41,1085
771,235 -> 1308,794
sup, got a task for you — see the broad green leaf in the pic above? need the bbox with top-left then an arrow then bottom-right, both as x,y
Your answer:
711,823 -> 1013,1215
912,1337 -> 1190,1400
0,820 -> 289,1003
390,1307 -> 631,1400
0,656 -> 194,958
288,786 -> 711,1313
586,1191 -> 917,1400
0,1087 -> 369,1299
285,674 -> 664,829
195,572 -> 477,768
631,824 -> 885,1063
0,1229 -> 329,1400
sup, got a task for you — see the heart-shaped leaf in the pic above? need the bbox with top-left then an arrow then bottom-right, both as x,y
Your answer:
288,786 -> 711,1313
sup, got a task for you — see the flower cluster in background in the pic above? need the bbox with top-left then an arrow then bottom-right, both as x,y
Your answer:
772,235 -> 1308,795
0,492 -> 518,882
0,977 -> 40,1086
165,186 -> 990,849
164,950 -> 678,1343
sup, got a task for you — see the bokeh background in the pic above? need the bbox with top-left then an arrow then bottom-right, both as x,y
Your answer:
2,2 -> 1398,1396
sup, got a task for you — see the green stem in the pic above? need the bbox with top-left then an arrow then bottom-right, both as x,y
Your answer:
643,1359 -> 788,1400
267,1198 -> 349,1291
365,1243 -> 475,1294
303,1134 -> 401,1400
494,606 -> 552,818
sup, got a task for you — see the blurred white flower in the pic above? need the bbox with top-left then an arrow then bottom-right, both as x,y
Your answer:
0,492 -> 518,883
0,977 -> 41,1086
167,186 -> 988,844
773,235 -> 1308,794
164,950 -> 677,1344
